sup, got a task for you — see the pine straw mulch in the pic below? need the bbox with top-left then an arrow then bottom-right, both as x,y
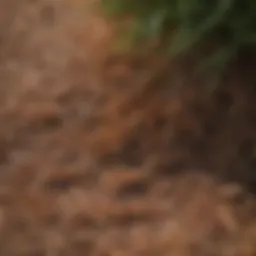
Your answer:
0,0 -> 255,255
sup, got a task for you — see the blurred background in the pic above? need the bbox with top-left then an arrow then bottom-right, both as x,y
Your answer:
0,0 -> 256,255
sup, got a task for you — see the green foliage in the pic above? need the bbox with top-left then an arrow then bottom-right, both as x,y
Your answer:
100,0 -> 256,74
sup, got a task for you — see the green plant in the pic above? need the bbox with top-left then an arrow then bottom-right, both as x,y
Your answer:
100,0 -> 256,76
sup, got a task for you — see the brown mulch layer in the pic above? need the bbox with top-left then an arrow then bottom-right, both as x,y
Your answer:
0,0 -> 255,255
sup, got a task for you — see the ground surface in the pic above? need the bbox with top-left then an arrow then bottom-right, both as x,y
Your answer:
0,0 -> 256,255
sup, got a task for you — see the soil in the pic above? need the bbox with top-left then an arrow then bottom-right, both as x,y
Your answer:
0,0 -> 256,255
